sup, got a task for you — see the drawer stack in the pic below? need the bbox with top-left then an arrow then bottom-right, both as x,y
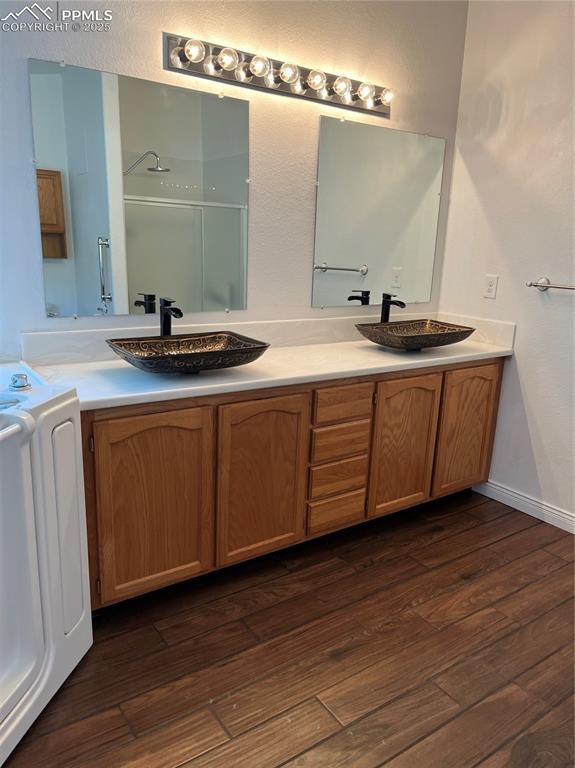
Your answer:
307,382 -> 374,535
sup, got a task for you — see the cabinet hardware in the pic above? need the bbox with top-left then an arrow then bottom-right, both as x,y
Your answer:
89,435 -> 95,453
96,578 -> 101,595
373,392 -> 378,405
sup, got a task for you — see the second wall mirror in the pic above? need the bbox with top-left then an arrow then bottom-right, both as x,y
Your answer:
29,60 -> 249,318
312,116 -> 446,308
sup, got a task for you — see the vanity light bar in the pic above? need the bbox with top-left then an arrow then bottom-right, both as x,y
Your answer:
163,33 -> 393,118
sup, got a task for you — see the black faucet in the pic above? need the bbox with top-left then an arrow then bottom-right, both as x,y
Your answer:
380,292 -> 406,323
159,298 -> 183,336
134,293 -> 156,314
347,290 -> 371,306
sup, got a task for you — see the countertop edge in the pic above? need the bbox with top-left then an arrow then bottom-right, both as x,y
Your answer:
34,343 -> 513,411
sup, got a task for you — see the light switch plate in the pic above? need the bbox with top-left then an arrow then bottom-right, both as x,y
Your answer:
484,274 -> 499,299
391,267 -> 402,289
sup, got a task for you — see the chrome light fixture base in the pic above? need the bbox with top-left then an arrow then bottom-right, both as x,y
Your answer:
163,33 -> 392,119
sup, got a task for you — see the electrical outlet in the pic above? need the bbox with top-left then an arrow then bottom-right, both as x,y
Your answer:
484,274 -> 499,299
391,267 -> 402,289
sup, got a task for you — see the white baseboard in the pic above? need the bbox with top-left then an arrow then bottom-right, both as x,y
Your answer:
474,480 -> 575,534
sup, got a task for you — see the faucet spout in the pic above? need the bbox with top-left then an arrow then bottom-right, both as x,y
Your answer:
380,293 -> 406,323
159,298 -> 183,336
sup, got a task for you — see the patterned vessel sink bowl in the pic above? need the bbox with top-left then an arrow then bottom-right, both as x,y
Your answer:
356,319 -> 475,351
107,332 -> 270,374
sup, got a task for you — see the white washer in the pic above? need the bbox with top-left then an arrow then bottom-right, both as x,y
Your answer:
0,364 -> 92,764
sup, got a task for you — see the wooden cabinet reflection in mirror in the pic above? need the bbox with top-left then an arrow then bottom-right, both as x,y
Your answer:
36,169 -> 67,259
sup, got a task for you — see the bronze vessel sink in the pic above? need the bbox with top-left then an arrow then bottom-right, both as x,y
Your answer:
107,331 -> 269,374
356,319 -> 475,351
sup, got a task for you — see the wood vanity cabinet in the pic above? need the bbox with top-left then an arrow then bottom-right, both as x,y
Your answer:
83,358 -> 504,607
432,363 -> 502,497
368,373 -> 442,518
217,394 -> 311,566
92,407 -> 215,603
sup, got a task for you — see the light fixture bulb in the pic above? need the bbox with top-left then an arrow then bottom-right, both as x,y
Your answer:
169,46 -> 185,67
307,70 -> 327,91
380,88 -> 394,105
279,62 -> 300,84
249,55 -> 271,77
332,76 -> 352,97
235,62 -> 253,82
217,47 -> 239,71
203,55 -> 220,75
183,39 -> 206,63
357,82 -> 376,102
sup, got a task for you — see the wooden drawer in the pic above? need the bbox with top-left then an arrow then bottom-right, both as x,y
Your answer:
314,382 -> 374,425
309,454 -> 368,500
308,490 -> 366,535
311,419 -> 371,464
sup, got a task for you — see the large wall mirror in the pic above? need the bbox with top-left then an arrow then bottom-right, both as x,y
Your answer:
312,117 -> 445,308
28,60 -> 249,318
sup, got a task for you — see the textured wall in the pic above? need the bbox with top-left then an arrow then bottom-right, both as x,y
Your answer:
439,1 -> 574,518
0,0 -> 468,355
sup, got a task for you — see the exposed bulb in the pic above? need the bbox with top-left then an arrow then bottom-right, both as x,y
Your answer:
169,46 -> 185,67
235,62 -> 253,82
203,55 -> 220,75
332,76 -> 352,97
357,82 -> 376,102
249,55 -> 271,77
279,62 -> 300,84
183,39 -> 206,63
291,78 -> 308,95
217,47 -> 239,71
380,88 -> 394,105
307,70 -> 327,91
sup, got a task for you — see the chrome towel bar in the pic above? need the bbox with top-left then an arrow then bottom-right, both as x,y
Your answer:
525,277 -> 575,292
314,262 -> 369,276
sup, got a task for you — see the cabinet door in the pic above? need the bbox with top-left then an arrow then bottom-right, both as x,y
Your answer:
36,169 -> 65,232
368,373 -> 442,518
432,363 -> 502,497
94,407 -> 214,604
218,394 -> 311,565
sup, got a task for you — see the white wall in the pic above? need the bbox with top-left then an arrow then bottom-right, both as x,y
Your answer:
440,1 -> 574,521
0,0 -> 468,356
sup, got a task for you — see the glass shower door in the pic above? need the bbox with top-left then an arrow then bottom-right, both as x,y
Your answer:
124,201 -> 204,313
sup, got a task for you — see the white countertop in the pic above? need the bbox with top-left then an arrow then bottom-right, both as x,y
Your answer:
31,338 -> 513,411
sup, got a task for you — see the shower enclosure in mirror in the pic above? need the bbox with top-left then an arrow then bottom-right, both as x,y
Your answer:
28,60 -> 249,318
312,116 -> 446,308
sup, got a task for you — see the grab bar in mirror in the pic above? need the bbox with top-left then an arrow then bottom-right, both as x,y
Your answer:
525,277 -> 575,292
97,237 -> 113,313
314,262 -> 369,276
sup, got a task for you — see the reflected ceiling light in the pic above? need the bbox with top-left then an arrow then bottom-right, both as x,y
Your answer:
164,34 -> 393,118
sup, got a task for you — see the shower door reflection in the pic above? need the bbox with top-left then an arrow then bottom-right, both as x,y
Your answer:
124,199 -> 247,313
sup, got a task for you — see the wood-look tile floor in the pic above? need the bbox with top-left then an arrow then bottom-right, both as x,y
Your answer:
7,492 -> 574,768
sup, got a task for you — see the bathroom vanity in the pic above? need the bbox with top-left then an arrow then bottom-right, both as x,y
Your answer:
69,346 -> 506,608
24,55 -> 510,609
